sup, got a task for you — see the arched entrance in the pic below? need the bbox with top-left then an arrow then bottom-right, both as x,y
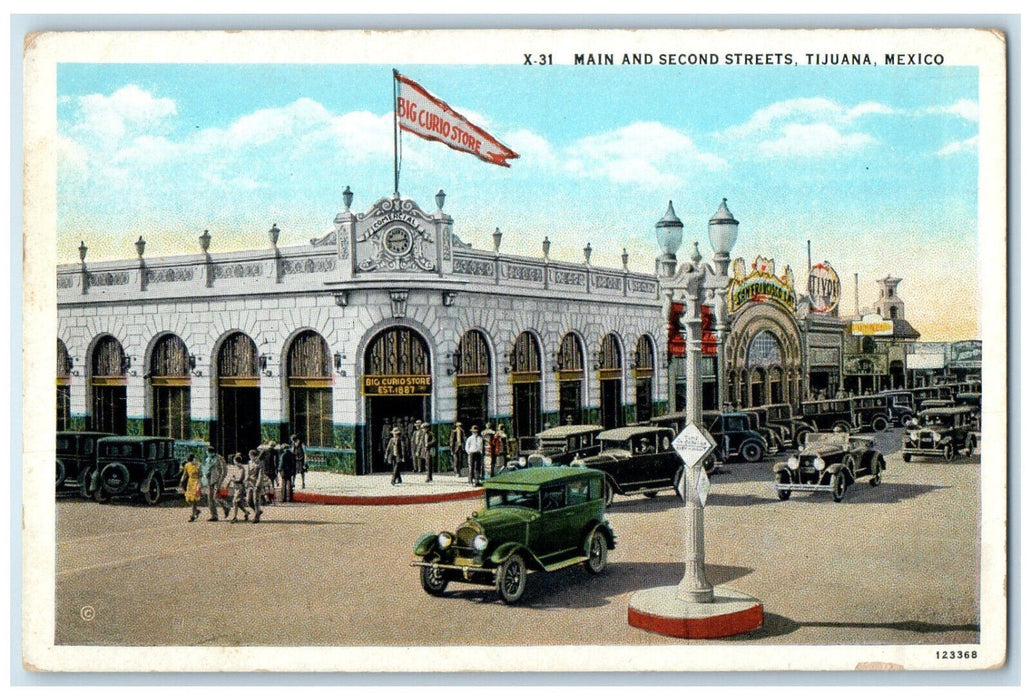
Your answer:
726,304 -> 803,410
556,333 -> 585,425
746,331 -> 781,406
57,339 -> 71,430
89,335 -> 127,434
149,334 -> 191,440
634,335 -> 655,423
455,329 -> 491,431
216,332 -> 260,458
287,331 -> 333,447
510,331 -> 542,446
598,333 -> 623,429
363,326 -> 431,473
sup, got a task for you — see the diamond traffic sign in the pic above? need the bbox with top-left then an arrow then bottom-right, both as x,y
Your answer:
673,423 -> 717,507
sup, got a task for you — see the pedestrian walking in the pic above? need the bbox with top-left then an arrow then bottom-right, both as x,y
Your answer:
258,442 -> 278,504
227,453 -> 250,522
245,449 -> 267,523
200,445 -> 229,521
465,425 -> 485,486
386,426 -> 404,486
417,422 -> 437,482
179,453 -> 203,522
411,420 -> 424,472
291,434 -> 307,489
494,425 -> 509,474
278,442 -> 297,503
488,426 -> 504,478
449,421 -> 467,477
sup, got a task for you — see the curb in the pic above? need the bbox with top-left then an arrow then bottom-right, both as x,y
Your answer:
292,488 -> 485,506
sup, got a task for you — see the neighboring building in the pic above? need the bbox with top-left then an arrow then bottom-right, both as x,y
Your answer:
56,189 -> 667,474
906,339 -> 982,386
842,276 -> 921,393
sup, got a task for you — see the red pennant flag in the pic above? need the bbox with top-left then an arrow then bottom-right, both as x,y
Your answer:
394,71 -> 520,168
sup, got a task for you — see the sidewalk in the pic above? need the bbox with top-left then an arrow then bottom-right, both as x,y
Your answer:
291,469 -> 485,506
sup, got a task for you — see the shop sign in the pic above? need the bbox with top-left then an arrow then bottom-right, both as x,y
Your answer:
906,352 -> 945,370
807,261 -> 841,314
950,340 -> 982,368
851,314 -> 894,336
361,374 -> 432,396
727,256 -> 797,314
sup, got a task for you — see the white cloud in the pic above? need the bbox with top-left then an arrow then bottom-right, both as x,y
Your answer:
560,121 -> 727,189
720,97 -> 889,159
925,99 -> 979,123
71,85 -> 177,144
937,135 -> 978,156
759,123 -> 877,157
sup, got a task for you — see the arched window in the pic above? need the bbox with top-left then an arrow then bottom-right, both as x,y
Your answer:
455,330 -> 491,431
634,335 -> 655,422
216,332 -> 260,458
366,327 -> 430,376
747,331 -> 782,368
511,332 -> 542,442
57,339 -> 71,430
287,331 -> 332,447
598,333 -> 623,429
90,335 -> 127,434
150,334 -> 191,440
557,333 -> 585,425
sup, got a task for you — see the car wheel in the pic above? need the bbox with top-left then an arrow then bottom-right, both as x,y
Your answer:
93,485 -> 110,504
833,421 -> 851,433
141,472 -> 163,505
56,460 -> 66,488
902,453 -> 912,463
740,441 -> 763,463
420,562 -> 450,596
943,444 -> 955,462
703,456 -> 717,476
99,462 -> 131,496
870,456 -> 885,486
496,553 -> 527,604
831,473 -> 847,503
872,416 -> 889,432
776,471 -> 791,500
583,531 -> 607,575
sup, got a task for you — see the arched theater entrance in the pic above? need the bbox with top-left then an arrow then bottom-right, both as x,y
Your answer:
362,326 -> 432,473
216,332 -> 261,458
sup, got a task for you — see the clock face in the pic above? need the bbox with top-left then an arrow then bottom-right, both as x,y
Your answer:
383,227 -> 413,256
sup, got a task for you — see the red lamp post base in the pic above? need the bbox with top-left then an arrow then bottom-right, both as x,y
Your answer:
628,585 -> 763,639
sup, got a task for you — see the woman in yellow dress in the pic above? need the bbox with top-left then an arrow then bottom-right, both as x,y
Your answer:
179,454 -> 203,522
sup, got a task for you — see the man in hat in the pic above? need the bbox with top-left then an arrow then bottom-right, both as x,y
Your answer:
449,421 -> 467,477
278,442 -> 297,503
417,422 -> 437,482
386,426 -> 404,486
227,453 -> 250,523
465,425 -> 486,486
411,420 -> 425,472
200,445 -> 229,521
245,449 -> 267,523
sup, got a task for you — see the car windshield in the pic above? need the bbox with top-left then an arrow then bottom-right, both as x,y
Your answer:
486,489 -> 540,510
599,439 -> 631,452
537,437 -> 568,453
767,405 -> 789,420
803,432 -> 849,449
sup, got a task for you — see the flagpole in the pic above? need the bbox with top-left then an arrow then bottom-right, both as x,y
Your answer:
392,69 -> 400,196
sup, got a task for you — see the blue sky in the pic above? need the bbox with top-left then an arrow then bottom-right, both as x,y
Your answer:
56,62 -> 980,340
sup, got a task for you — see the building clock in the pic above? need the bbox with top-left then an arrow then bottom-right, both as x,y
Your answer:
382,226 -> 414,257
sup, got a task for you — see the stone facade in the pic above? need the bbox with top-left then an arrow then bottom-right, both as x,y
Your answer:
57,192 -> 666,474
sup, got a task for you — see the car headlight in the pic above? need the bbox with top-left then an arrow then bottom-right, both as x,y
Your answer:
930,431 -> 941,442
518,457 -> 527,467
787,456 -> 799,470
814,456 -> 826,471
472,534 -> 489,552
907,431 -> 919,442
437,532 -> 453,549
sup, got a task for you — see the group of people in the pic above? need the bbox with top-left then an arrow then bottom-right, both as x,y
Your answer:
448,421 -> 509,487
179,434 -> 307,523
384,419 -> 437,485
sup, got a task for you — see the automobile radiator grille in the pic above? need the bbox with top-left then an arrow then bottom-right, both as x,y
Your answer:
456,524 -> 480,549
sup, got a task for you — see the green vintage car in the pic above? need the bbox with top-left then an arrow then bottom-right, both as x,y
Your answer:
411,466 -> 616,604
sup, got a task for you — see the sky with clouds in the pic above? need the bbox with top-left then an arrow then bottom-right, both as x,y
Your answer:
56,62 -> 980,341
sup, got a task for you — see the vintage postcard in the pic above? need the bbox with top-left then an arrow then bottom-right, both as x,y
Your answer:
21,27 -> 1007,673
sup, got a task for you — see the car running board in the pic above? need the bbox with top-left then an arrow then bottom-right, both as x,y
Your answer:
541,555 -> 588,572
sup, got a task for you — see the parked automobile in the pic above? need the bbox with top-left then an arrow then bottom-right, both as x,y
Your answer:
773,430 -> 886,503
571,426 -> 684,504
911,385 -> 954,410
740,408 -> 787,453
499,424 -> 604,473
411,466 -> 616,604
849,395 -> 892,432
56,431 -> 115,494
800,399 -> 856,433
902,406 -> 978,462
90,436 -> 182,504
761,403 -> 816,447
878,390 -> 916,426
703,410 -> 769,463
